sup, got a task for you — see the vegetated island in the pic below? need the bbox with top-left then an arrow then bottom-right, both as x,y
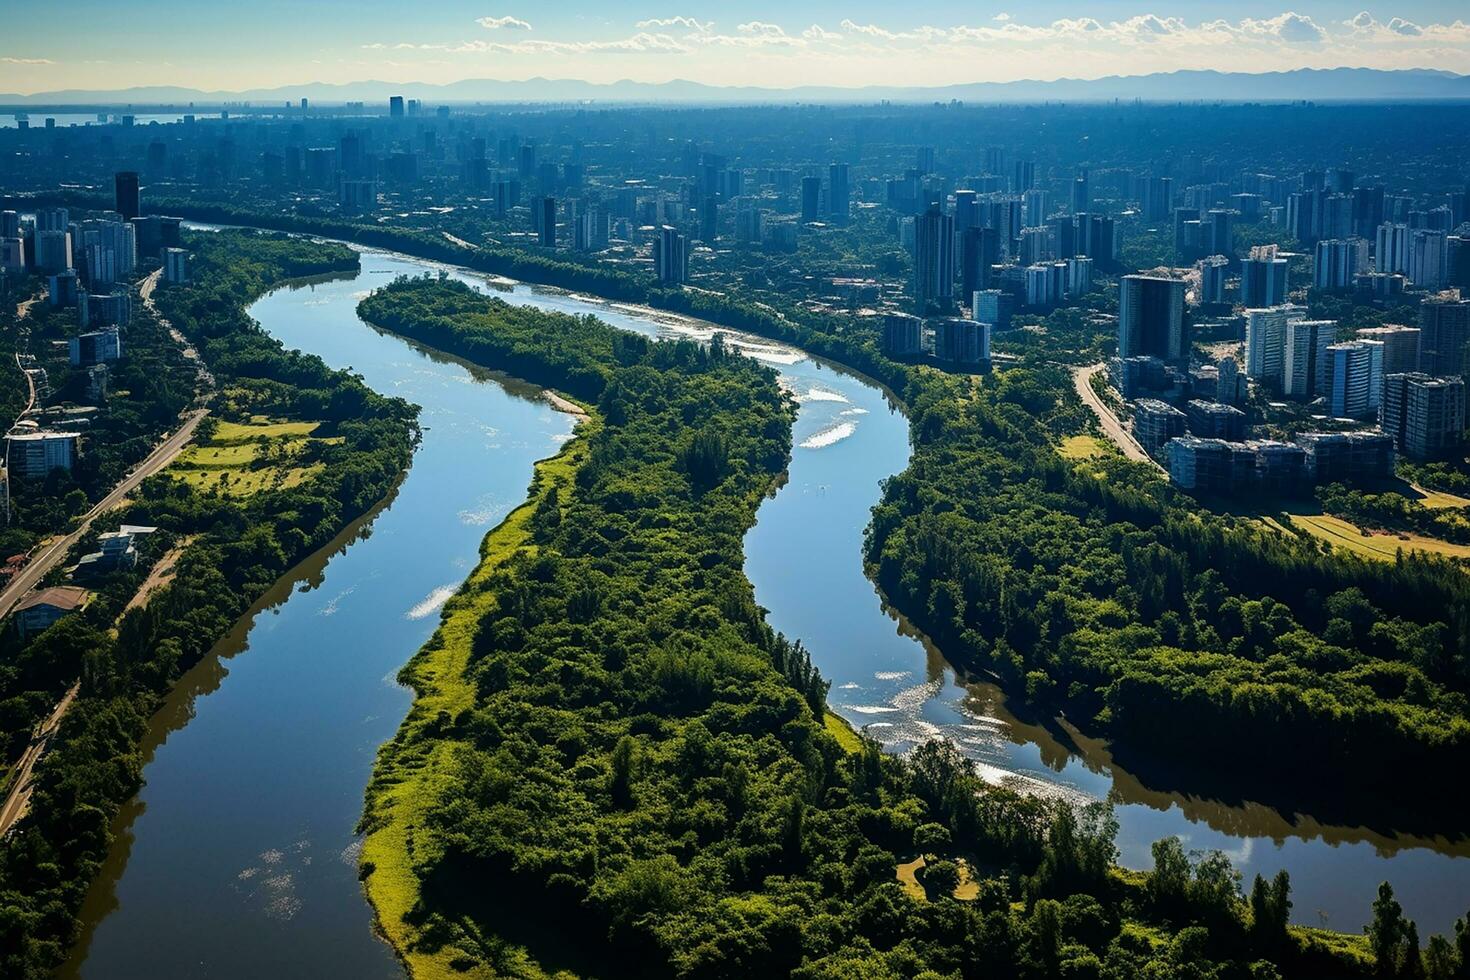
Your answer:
352,275 -> 1432,980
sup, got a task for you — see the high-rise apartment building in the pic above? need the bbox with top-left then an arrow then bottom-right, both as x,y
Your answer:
1327,340 -> 1384,418
114,171 -> 141,221
1241,245 -> 1288,307
1419,295 -> 1470,376
653,226 -> 688,285
1356,325 -> 1420,376
913,204 -> 956,314
1284,318 -> 1335,400
1380,373 -> 1466,460
1245,306 -> 1292,386
1118,275 -> 1185,361
1314,238 -> 1368,291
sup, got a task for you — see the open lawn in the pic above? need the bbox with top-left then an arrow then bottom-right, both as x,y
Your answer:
1057,434 -> 1108,461
1285,513 -> 1470,563
168,418 -> 330,498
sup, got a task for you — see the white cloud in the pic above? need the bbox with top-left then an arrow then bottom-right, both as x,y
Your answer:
1,57 -> 55,65
475,15 -> 531,31
1387,17 -> 1423,36
993,13 -> 1011,23
803,24 -> 841,41
637,16 -> 712,33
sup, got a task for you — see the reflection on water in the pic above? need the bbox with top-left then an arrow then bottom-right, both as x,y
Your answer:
65,233 -> 1470,973
64,251 -> 575,979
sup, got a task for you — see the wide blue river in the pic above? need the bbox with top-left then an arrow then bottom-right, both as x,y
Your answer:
60,242 -> 1469,977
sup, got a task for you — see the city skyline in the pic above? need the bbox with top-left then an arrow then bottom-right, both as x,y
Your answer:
2,3 -> 1470,94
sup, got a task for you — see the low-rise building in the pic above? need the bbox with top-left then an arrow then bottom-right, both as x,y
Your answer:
1134,399 -> 1187,456
1296,431 -> 1395,482
5,430 -> 80,478
1185,400 -> 1247,440
13,586 -> 89,639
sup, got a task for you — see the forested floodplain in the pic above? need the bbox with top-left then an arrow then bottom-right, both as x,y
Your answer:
0,230 -> 417,979
353,276 -> 1456,980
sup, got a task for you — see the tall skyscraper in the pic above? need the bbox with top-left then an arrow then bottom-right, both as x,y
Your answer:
1245,306 -> 1291,386
1284,318 -> 1335,400
1419,295 -> 1470,376
1376,222 -> 1411,275
1241,245 -> 1288,307
1314,238 -> 1368,291
1356,325 -> 1421,376
536,197 -> 557,248
1381,373 -> 1466,460
114,171 -> 141,221
1327,340 -> 1384,418
800,176 -> 821,224
1409,230 -> 1448,290
389,96 -> 405,117
828,163 -> 850,225
959,226 -> 1000,303
1118,275 -> 1185,361
653,226 -> 688,285
913,204 -> 955,315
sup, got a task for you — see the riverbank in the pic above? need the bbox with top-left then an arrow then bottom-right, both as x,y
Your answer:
179,216 -> 1470,933
359,426 -> 592,980
2,231 -> 419,980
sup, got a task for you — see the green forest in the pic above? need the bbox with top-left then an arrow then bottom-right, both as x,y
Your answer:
353,276 -> 1466,980
0,229 -> 417,978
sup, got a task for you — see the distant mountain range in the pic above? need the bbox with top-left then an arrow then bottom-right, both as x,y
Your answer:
3,68 -> 1469,108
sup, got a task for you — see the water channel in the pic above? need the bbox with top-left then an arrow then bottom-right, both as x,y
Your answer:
63,241 -> 1470,977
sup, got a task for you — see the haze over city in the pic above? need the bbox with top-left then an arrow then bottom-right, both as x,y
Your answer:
3,2 -> 1470,92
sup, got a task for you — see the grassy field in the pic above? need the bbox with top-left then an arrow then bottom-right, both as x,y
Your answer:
1284,512 -> 1470,562
1057,434 -> 1108,461
1414,486 -> 1470,510
358,421 -> 592,980
169,418 -> 330,497
823,711 -> 864,754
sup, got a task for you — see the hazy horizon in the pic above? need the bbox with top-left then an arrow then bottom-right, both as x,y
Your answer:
3,2 -> 1469,95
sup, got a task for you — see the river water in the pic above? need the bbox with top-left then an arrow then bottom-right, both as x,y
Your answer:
63,244 -> 1470,977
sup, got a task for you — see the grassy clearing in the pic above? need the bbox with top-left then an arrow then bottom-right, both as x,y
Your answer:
168,418 -> 330,498
359,422 -> 592,980
1415,487 -> 1470,510
1057,434 -> 1108,461
824,711 -> 863,754
1285,513 -> 1470,562
894,855 -> 981,902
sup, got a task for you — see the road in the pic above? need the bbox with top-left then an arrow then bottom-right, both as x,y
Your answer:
0,406 -> 209,623
0,681 -> 79,837
1072,362 -> 1163,473
140,268 -> 215,392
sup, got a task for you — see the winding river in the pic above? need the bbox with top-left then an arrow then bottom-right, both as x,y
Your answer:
62,241 -> 1470,977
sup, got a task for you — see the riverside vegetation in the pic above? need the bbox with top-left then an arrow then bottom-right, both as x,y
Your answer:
354,275 -> 1470,979
0,229 -> 417,978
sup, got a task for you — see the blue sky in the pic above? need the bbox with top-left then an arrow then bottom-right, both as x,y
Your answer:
3,2 -> 1468,93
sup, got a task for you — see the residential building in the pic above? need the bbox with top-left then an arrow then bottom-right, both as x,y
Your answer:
972,289 -> 1015,330
1419,295 -> 1470,376
1283,318 -> 1335,400
1186,400 -> 1247,440
1198,255 -> 1229,305
1241,245 -> 1288,307
69,327 -> 123,366
1067,256 -> 1094,298
1356,325 -> 1420,376
1133,399 -> 1186,456
1244,306 -> 1291,386
1118,274 -> 1185,361
115,171 -> 141,220
881,313 -> 924,357
35,229 -> 71,273
1380,373 -> 1466,461
1297,431 -> 1395,482
0,237 -> 22,270
932,318 -> 990,365
1376,221 -> 1411,274
653,226 -> 688,285
913,204 -> 956,314
1409,230 -> 1448,290
1327,340 -> 1384,418
5,430 -> 81,478
1314,238 -> 1368,291
163,247 -> 189,284
13,586 -> 89,639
